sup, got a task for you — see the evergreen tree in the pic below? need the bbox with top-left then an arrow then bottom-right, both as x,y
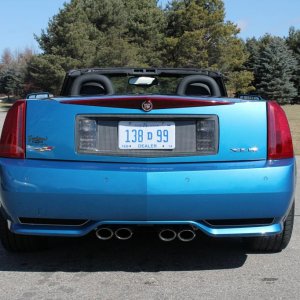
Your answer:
286,27 -> 300,102
256,37 -> 297,103
245,37 -> 260,85
25,55 -> 80,95
246,35 -> 275,85
123,0 -> 166,66
30,0 -> 166,92
0,68 -> 23,98
163,0 -> 253,95
36,0 -> 165,67
30,0 -> 254,95
0,48 -> 34,98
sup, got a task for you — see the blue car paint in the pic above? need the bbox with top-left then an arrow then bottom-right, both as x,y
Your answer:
25,99 -> 267,163
0,157 -> 295,237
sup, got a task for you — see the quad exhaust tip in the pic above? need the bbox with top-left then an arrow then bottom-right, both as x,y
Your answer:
159,228 -> 196,242
95,227 -> 133,240
95,227 -> 114,240
158,229 -> 177,242
115,228 -> 133,240
95,227 -> 196,242
177,229 -> 196,242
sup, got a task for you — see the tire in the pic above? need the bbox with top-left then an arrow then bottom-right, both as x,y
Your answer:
0,212 -> 47,252
244,201 -> 295,253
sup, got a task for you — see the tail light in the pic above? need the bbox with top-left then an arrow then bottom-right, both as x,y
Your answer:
0,100 -> 26,158
267,101 -> 293,160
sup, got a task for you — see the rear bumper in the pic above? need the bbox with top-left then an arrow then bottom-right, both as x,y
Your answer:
9,220 -> 283,238
0,158 -> 296,237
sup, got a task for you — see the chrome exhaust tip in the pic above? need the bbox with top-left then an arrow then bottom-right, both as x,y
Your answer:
177,229 -> 196,242
95,227 -> 114,240
115,228 -> 133,240
158,229 -> 177,242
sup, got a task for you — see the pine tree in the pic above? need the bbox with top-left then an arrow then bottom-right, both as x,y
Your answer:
163,0 -> 253,95
25,55 -> 80,95
286,27 -> 300,102
256,37 -> 297,103
0,48 -> 34,98
30,0 -> 254,95
36,0 -> 165,68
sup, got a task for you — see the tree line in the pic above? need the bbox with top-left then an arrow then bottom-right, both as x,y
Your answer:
0,0 -> 299,104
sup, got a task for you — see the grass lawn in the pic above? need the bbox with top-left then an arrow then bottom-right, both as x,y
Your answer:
0,103 -> 13,113
283,105 -> 300,155
0,96 -> 14,111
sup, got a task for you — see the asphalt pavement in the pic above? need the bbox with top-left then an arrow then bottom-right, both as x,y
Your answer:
0,110 -> 299,299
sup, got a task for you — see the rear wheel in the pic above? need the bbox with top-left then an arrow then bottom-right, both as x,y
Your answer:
0,213 -> 47,252
244,201 -> 295,252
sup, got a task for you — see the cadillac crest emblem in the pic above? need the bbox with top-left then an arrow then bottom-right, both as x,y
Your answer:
142,100 -> 153,112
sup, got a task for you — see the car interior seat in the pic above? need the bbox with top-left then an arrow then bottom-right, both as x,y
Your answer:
70,74 -> 114,96
80,82 -> 106,95
176,75 -> 221,97
184,83 -> 211,96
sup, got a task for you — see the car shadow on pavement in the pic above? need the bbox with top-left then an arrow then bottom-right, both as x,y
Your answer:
0,233 -> 248,272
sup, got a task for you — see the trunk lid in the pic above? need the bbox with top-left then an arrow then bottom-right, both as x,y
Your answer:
25,96 -> 267,163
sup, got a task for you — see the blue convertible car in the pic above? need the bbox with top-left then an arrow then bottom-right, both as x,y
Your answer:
0,68 -> 296,252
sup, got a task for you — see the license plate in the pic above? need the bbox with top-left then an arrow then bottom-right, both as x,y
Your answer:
118,121 -> 175,150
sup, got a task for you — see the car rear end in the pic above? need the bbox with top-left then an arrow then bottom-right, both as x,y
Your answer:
0,69 -> 296,252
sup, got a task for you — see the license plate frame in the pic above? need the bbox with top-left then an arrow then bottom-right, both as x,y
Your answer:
118,121 -> 175,150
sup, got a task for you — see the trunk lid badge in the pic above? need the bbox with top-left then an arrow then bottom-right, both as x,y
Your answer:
142,100 -> 153,112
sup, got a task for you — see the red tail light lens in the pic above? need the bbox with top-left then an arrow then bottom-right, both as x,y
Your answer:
267,101 -> 293,160
0,100 -> 26,158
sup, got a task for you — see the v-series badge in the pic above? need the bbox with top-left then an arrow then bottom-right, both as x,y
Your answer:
231,147 -> 258,153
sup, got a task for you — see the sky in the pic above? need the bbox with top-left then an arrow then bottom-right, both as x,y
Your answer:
0,0 -> 300,55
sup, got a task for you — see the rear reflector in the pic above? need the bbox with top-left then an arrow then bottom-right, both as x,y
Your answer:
19,217 -> 88,226
205,218 -> 274,226
0,100 -> 26,158
267,101 -> 293,160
